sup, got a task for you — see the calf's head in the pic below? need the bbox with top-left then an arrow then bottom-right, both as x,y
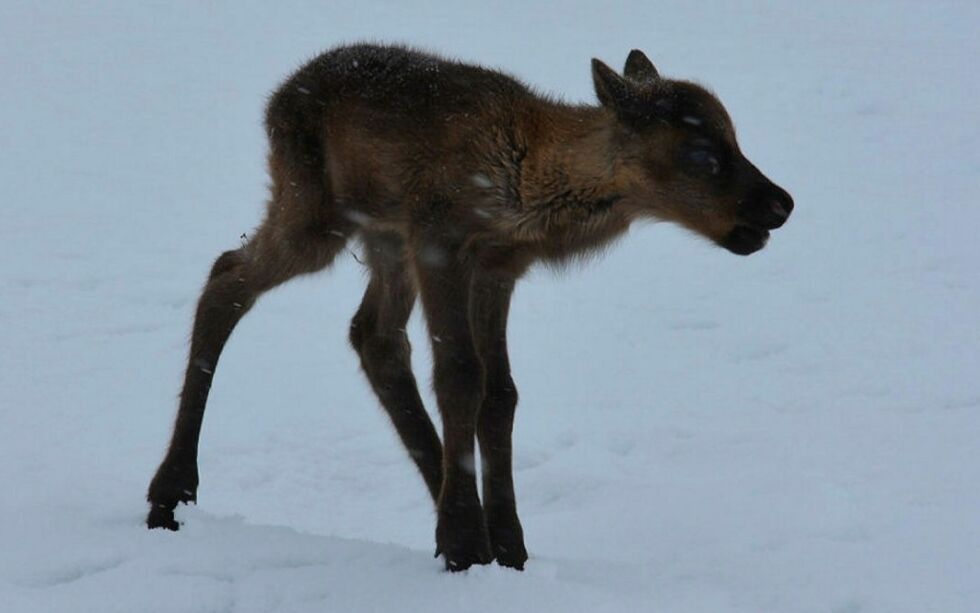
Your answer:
593,50 -> 793,255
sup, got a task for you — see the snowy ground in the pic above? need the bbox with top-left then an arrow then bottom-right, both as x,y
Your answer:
2,1 -> 978,611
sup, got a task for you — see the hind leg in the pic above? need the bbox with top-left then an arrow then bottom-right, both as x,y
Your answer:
147,224 -> 350,529
147,134 -> 354,529
350,231 -> 443,502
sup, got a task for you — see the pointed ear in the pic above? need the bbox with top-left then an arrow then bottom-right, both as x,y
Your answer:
623,49 -> 659,83
592,58 -> 633,110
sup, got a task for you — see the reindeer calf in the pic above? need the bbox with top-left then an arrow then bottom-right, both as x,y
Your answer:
147,44 -> 793,571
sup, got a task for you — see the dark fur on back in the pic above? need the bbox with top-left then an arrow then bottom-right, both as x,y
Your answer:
263,44 -> 639,277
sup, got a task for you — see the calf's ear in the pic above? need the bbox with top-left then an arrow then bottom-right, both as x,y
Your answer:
592,59 -> 633,110
592,58 -> 659,125
623,49 -> 659,84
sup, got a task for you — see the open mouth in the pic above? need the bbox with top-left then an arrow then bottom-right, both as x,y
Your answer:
721,225 -> 770,256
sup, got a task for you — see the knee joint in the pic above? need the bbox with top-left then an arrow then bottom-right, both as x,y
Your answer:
485,376 -> 518,413
351,317 -> 411,368
349,311 -> 375,354
209,249 -> 244,280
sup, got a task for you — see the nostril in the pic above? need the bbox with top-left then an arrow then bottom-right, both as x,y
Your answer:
772,185 -> 794,214
770,192 -> 793,221
770,199 -> 788,220
739,188 -> 793,228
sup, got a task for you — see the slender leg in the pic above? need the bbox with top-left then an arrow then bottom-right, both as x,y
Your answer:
414,235 -> 492,571
147,131 -> 353,529
471,273 -> 527,569
350,232 -> 443,502
146,222 -> 350,530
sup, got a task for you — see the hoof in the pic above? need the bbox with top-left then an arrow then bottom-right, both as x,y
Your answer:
493,542 -> 528,571
436,503 -> 493,572
146,503 -> 180,531
146,461 -> 198,531
487,513 -> 528,570
440,545 -> 494,572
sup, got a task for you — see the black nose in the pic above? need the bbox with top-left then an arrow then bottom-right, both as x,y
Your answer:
772,189 -> 794,220
767,191 -> 793,226
741,185 -> 794,229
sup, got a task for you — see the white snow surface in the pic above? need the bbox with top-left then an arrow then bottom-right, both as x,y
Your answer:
2,2 -> 979,612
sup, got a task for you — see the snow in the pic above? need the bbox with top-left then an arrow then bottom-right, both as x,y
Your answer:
1,1 -> 978,612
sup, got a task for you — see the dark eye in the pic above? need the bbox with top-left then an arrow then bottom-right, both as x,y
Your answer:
685,148 -> 721,176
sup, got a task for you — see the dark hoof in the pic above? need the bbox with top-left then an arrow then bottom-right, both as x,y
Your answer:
441,544 -> 494,572
146,503 -> 181,531
436,504 -> 493,572
488,512 -> 528,570
146,461 -> 198,531
492,537 -> 528,570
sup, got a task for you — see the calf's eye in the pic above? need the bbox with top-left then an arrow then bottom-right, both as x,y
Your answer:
686,149 -> 721,176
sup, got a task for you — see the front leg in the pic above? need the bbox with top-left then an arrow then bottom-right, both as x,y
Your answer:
471,274 -> 528,569
414,236 -> 493,571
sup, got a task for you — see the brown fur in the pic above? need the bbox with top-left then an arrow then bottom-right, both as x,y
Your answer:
147,44 -> 793,571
